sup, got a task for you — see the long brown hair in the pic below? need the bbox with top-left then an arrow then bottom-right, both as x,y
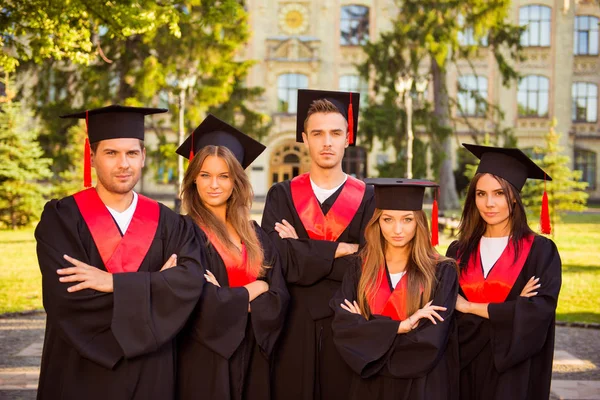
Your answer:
181,145 -> 265,276
357,209 -> 456,319
455,172 -> 534,271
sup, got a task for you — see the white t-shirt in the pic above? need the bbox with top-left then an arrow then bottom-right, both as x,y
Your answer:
389,271 -> 406,289
310,174 -> 348,204
106,191 -> 138,235
480,236 -> 509,278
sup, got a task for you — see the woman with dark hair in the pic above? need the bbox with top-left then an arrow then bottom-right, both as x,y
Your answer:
447,144 -> 562,400
175,115 -> 289,400
330,179 -> 459,400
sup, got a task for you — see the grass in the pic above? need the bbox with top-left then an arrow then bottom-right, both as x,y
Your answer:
0,228 -> 42,314
1,213 -> 599,323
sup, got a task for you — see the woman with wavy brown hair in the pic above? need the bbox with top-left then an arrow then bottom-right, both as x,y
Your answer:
330,179 -> 459,400
446,144 -> 561,400
174,115 -> 289,400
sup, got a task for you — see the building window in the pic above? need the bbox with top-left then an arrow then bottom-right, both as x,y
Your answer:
518,75 -> 549,117
457,15 -> 488,46
574,16 -> 599,55
342,146 -> 367,179
572,83 -> 598,123
339,75 -> 369,108
523,147 -> 545,161
457,75 -> 488,117
340,5 -> 369,46
277,73 -> 308,113
519,5 -> 551,47
575,148 -> 597,190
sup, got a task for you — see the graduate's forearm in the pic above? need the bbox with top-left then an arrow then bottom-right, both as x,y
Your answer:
466,301 -> 490,319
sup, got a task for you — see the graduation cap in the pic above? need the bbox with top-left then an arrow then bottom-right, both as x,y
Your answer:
296,89 -> 360,146
365,178 -> 441,246
462,143 -> 552,234
60,105 -> 168,188
176,114 -> 266,169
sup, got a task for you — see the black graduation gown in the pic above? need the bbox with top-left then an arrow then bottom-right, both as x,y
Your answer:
261,180 -> 375,400
176,222 -> 289,400
446,235 -> 562,400
35,196 -> 205,400
330,259 -> 459,400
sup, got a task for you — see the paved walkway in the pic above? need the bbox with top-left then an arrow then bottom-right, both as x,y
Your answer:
1,312 -> 599,399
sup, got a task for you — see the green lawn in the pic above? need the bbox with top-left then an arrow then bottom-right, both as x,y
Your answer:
1,213 -> 599,323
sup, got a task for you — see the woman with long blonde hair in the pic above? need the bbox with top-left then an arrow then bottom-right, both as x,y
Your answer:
175,115 -> 289,400
446,144 -> 561,400
330,178 -> 459,400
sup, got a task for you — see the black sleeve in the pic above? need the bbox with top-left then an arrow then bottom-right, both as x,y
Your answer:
487,237 -> 562,372
36,200 -> 123,369
184,225 -> 250,360
111,212 -> 205,358
261,183 -> 339,285
249,224 -> 290,357
330,259 -> 400,376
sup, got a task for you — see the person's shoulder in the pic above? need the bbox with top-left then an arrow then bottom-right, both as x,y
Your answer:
40,194 -> 78,219
531,234 -> 558,252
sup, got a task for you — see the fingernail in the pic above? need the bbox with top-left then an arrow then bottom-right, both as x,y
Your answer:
56,269 -> 62,273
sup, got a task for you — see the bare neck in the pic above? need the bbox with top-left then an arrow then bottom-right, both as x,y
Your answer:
385,244 -> 411,273
309,165 -> 346,190
484,221 -> 511,237
95,186 -> 134,213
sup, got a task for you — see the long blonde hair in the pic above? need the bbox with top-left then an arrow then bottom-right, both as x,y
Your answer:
181,145 -> 265,275
357,209 -> 455,319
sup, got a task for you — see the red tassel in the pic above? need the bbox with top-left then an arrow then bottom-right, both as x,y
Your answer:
540,188 -> 551,235
83,137 -> 92,188
347,93 -> 354,145
431,192 -> 439,246
189,132 -> 194,162
83,110 -> 92,188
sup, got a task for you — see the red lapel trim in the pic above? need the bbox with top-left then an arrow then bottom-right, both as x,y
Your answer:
459,235 -> 534,303
74,188 -> 159,273
368,266 -> 410,321
202,228 -> 259,288
290,173 -> 365,241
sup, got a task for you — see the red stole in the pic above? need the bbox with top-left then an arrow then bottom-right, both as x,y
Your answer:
368,266 -> 410,321
202,228 -> 259,288
290,173 -> 366,241
73,188 -> 159,274
459,235 -> 534,303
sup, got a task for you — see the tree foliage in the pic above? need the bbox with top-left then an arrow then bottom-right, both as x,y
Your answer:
0,101 -> 52,229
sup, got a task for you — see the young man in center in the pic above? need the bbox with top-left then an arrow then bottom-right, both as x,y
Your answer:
262,89 -> 375,400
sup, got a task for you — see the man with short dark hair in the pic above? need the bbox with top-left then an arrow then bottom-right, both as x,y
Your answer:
262,90 -> 375,400
35,105 -> 204,400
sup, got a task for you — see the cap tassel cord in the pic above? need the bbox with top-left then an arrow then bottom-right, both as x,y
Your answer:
189,132 -> 195,162
348,93 -> 354,145
431,188 -> 439,246
540,173 -> 551,234
84,111 -> 92,188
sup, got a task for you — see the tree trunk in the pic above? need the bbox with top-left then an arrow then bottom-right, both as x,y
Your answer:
431,58 -> 460,211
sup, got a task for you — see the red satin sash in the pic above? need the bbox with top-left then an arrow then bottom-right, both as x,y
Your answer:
459,235 -> 534,303
367,266 -> 410,321
73,188 -> 159,274
202,228 -> 259,287
290,173 -> 365,241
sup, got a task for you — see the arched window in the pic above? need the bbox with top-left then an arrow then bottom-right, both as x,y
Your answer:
457,15 -> 489,46
277,73 -> 308,113
574,16 -> 599,55
457,75 -> 488,117
340,5 -> 370,46
339,75 -> 369,108
575,148 -> 597,190
519,5 -> 551,47
518,75 -> 549,117
572,83 -> 598,123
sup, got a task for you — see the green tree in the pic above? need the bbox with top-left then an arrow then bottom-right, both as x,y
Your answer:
0,101 -> 52,229
521,120 -> 588,235
358,0 -> 524,210
0,0 -> 182,73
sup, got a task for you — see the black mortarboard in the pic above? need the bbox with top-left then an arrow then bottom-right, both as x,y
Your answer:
60,104 -> 167,188
60,104 -> 167,143
365,178 -> 439,210
296,89 -> 360,146
176,114 -> 266,169
365,178 -> 441,245
462,143 -> 552,191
